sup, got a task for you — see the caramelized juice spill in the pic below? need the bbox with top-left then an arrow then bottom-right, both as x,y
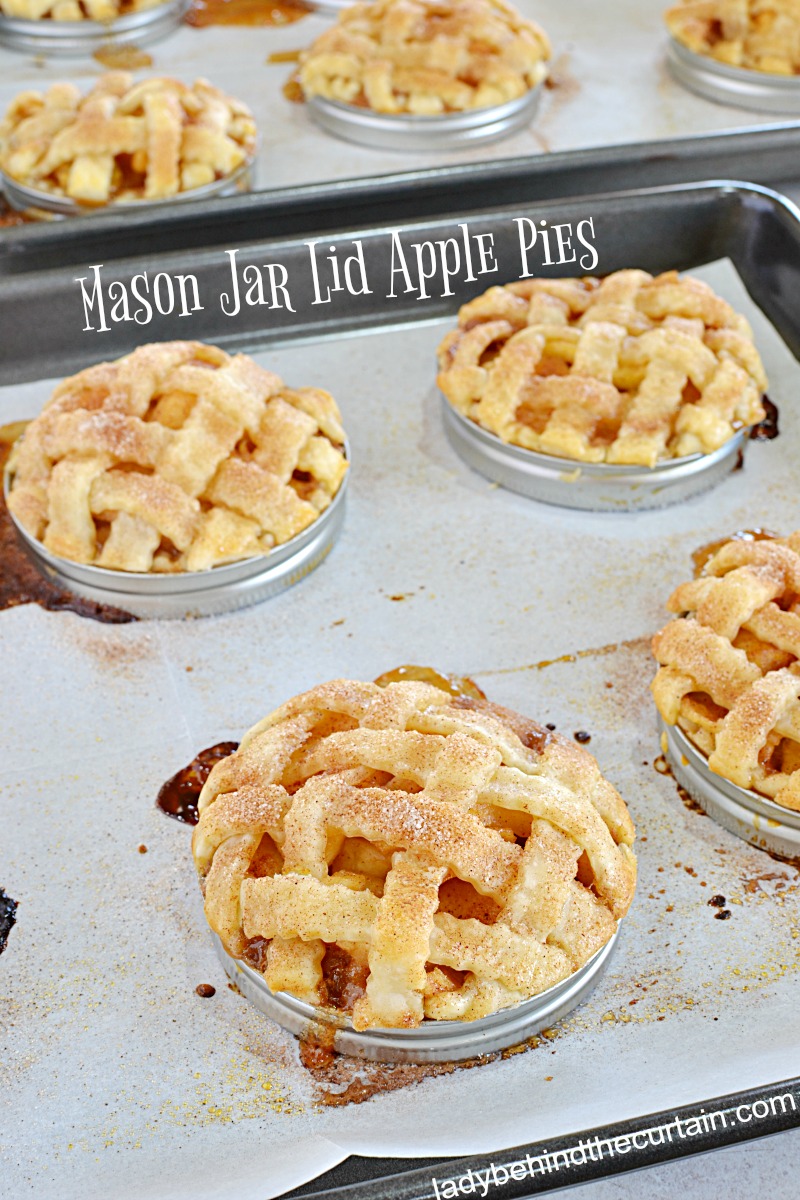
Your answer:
186,0 -> 309,26
0,431 -> 136,624
93,45 -> 153,68
374,663 -> 487,701
749,396 -> 779,442
691,528 -> 778,575
156,741 -> 239,825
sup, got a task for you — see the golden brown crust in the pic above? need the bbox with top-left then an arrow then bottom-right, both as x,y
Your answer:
652,532 -> 800,810
437,270 -> 768,467
665,0 -> 800,75
0,74 -> 256,205
7,341 -> 348,574
192,677 -> 636,1030
0,0 -> 162,18
298,0 -> 551,115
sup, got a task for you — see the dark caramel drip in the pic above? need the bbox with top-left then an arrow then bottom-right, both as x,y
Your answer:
321,945 -> 368,1011
0,437 -> 136,624
374,664 -> 487,701
186,0 -> 309,26
691,528 -> 779,575
0,888 -> 18,955
750,396 -> 779,442
155,742 -> 239,825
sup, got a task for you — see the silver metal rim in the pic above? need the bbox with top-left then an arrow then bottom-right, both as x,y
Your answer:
307,84 -> 542,151
4,452 -> 348,619
441,396 -> 746,512
658,716 -> 800,855
1,156 -> 253,219
308,0 -> 356,12
0,0 -> 189,52
667,37 -> 800,115
214,927 -> 619,1063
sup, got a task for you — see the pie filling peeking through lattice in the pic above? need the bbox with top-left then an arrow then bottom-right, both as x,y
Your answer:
6,341 -> 348,574
437,270 -> 768,468
297,0 -> 551,117
0,74 -> 256,206
0,0 -> 164,19
192,675 -> 637,1031
665,0 -> 800,76
652,532 -> 800,812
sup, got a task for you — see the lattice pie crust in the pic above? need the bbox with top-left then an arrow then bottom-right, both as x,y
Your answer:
666,0 -> 800,74
0,73 -> 256,205
652,532 -> 800,810
192,677 -> 637,1030
0,0 -> 161,18
437,270 -> 768,467
7,341 -> 348,574
298,0 -> 551,116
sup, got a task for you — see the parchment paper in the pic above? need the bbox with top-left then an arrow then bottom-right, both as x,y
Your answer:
0,0 -> 792,198
2,260 -> 800,1199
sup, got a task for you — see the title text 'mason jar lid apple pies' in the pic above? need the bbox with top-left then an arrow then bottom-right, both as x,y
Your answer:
192,672 -> 636,1062
0,73 -> 256,218
0,0 -> 188,55
295,0 -> 551,150
652,530 -> 800,856
437,269 -> 771,512
4,341 -> 349,618
665,1 -> 800,113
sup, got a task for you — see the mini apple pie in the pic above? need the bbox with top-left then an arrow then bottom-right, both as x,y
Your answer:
297,0 -> 551,116
7,341 -> 348,573
652,531 -> 800,811
665,0 -> 800,75
0,73 -> 256,206
192,674 -> 636,1029
437,270 -> 768,467
0,0 -> 162,19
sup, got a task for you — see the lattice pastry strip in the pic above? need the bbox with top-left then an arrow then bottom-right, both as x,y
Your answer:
298,0 -> 551,116
7,341 -> 348,574
438,270 -> 768,467
652,533 -> 800,809
193,677 -> 636,1030
0,73 -> 256,205
665,0 -> 800,74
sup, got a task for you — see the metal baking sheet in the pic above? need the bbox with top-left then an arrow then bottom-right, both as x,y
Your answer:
3,182 -> 800,1200
2,0 -> 800,207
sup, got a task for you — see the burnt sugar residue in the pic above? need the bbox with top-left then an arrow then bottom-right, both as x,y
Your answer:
0,434 -> 135,624
186,0 -> 309,26
156,742 -> 239,825
750,396 -> 779,442
0,888 -> 19,955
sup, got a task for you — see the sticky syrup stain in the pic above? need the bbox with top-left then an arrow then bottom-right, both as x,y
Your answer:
691,527 -> 779,575
0,432 -> 135,624
156,742 -> 239,825
186,0 -> 309,26
0,888 -> 18,955
473,636 -> 649,678
749,396 -> 779,442
93,45 -> 153,68
374,664 -> 486,700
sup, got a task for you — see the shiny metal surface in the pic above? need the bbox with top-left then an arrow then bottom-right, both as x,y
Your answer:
307,86 -> 542,151
0,0 -> 188,54
215,928 -> 620,1063
667,38 -> 800,115
442,397 -> 748,512
4,459 -> 348,619
659,717 -> 800,856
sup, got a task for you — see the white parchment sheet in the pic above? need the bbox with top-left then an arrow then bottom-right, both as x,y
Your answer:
0,0 -> 791,197
2,260 -> 800,1199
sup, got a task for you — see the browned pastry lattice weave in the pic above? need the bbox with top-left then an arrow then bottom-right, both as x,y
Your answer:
666,0 -> 800,75
0,73 -> 256,205
437,270 -> 768,467
0,0 -> 162,20
7,341 -> 348,573
192,678 -> 636,1030
298,0 -> 550,115
652,532 -> 800,810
